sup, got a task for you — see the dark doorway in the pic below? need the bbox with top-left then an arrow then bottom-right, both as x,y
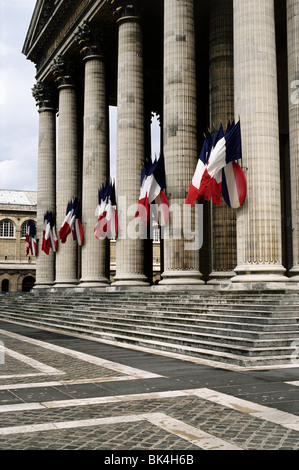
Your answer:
1,279 -> 9,292
22,276 -> 35,292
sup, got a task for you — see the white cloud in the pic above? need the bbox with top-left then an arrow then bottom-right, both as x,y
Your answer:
0,0 -> 38,191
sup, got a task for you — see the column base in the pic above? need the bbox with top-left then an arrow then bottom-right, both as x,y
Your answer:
112,273 -> 150,287
231,264 -> 288,285
78,277 -> 110,289
289,266 -> 299,282
159,270 -> 205,286
33,281 -> 54,290
53,279 -> 79,289
207,271 -> 235,285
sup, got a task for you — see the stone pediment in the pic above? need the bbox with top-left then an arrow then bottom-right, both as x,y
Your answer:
22,0 -> 55,57
22,0 -> 90,69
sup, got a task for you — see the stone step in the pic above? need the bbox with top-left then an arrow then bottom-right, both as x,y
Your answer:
10,289 -> 298,301
0,306 -> 292,349
2,307 -> 299,340
0,305 -> 298,348
4,303 -> 299,330
7,303 -> 299,326
0,290 -> 298,367
26,291 -> 299,304
0,311 -> 294,367
13,293 -> 299,314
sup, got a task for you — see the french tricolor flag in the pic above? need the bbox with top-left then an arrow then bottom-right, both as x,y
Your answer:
94,181 -> 118,240
186,130 -> 214,207
71,199 -> 84,246
186,121 -> 245,207
135,155 -> 169,226
59,198 -> 84,246
222,162 -> 247,209
59,200 -> 73,243
26,220 -> 37,256
42,211 -> 58,254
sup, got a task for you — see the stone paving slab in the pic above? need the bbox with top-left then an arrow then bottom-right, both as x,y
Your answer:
0,319 -> 299,453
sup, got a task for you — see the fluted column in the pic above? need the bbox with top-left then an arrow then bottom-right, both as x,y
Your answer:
233,0 -> 287,284
208,0 -> 236,284
108,1 -> 149,286
75,22 -> 110,288
32,81 -> 56,288
51,56 -> 79,288
160,0 -> 203,285
287,0 -> 299,282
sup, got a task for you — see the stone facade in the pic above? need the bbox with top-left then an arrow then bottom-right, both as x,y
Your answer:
23,0 -> 299,291
0,191 -> 36,292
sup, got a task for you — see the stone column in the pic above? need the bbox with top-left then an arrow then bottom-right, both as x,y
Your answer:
287,0 -> 299,282
51,56 -> 79,288
108,0 -> 149,286
233,0 -> 287,284
160,0 -> 203,285
208,0 -> 236,284
32,81 -> 56,288
75,22 -> 110,288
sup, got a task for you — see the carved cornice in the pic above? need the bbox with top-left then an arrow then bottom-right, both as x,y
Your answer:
74,20 -> 104,58
24,0 -> 91,76
50,54 -> 75,87
32,81 -> 56,110
36,0 -> 55,36
106,0 -> 139,21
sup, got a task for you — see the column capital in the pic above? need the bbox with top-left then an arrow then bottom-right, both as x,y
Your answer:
32,81 -> 56,110
50,55 -> 75,87
74,20 -> 104,59
106,0 -> 139,22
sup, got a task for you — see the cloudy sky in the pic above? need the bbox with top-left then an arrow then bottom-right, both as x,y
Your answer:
0,0 -> 38,191
0,1 -> 160,193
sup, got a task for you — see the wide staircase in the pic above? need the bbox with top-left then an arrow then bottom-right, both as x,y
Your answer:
0,289 -> 298,368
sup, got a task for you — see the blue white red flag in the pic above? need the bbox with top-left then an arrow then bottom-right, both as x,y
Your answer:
222,161 -> 247,209
186,121 -> 245,207
59,200 -> 73,243
59,198 -> 84,245
135,154 -> 169,226
186,131 -> 213,207
71,200 -> 84,246
94,181 -> 118,240
26,220 -> 37,256
42,211 -> 58,254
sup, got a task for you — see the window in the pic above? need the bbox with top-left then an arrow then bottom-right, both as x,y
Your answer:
21,220 -> 36,238
0,220 -> 14,238
152,227 -> 160,242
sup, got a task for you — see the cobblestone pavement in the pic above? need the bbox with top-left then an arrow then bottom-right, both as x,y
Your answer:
0,319 -> 299,457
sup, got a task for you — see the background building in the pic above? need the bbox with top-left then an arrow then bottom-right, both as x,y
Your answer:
0,190 -> 36,292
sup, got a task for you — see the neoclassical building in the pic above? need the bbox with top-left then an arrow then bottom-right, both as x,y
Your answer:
0,190 -> 36,292
22,0 -> 299,291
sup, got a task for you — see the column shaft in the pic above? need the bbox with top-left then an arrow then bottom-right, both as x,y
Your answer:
209,0 -> 236,284
287,0 -> 299,281
80,55 -> 110,287
113,15 -> 148,286
233,0 -> 287,283
36,107 -> 56,287
160,0 -> 203,285
32,82 -> 57,289
55,84 -> 79,287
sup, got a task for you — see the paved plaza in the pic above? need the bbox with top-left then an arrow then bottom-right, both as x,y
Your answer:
0,319 -> 299,454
